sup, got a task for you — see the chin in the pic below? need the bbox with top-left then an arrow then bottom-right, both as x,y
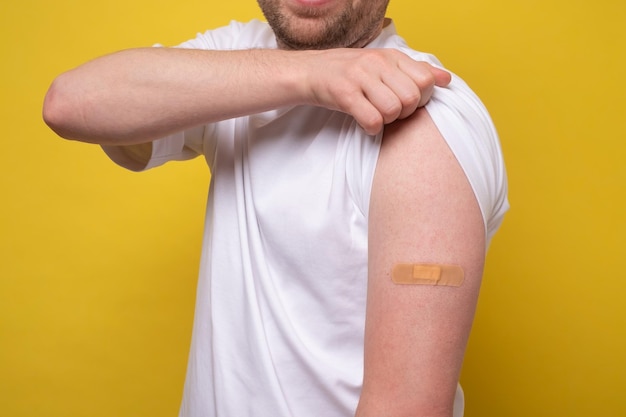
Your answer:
276,19 -> 352,49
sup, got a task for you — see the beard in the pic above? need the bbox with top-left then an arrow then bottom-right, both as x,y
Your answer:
257,0 -> 389,50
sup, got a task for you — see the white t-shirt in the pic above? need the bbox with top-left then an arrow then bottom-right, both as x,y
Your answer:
105,19 -> 508,417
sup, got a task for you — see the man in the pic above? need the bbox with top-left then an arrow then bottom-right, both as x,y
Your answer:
43,0 -> 508,416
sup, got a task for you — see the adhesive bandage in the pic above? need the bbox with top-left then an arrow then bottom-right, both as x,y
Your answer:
391,263 -> 465,287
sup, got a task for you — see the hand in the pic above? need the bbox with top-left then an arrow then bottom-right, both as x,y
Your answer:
302,48 -> 451,135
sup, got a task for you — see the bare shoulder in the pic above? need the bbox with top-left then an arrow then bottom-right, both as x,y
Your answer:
370,107 -> 485,262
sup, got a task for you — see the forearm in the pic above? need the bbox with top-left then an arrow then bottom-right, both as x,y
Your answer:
43,46 -> 451,145
42,47 -> 308,145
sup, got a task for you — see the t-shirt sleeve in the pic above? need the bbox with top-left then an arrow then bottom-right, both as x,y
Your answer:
101,125 -> 207,171
100,20 -> 260,171
101,20 -> 276,171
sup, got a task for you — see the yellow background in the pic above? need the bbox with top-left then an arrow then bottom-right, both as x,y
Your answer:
2,0 -> 625,415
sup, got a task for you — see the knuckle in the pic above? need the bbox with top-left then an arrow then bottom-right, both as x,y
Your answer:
380,99 -> 402,122
399,88 -> 421,107
360,112 -> 383,135
335,89 -> 361,112
361,49 -> 393,70
416,69 -> 436,87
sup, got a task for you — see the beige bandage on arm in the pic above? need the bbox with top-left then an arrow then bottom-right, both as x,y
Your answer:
392,263 -> 465,287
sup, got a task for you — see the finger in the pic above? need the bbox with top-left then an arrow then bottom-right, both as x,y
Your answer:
416,82 -> 435,108
431,67 -> 452,87
380,71 -> 422,120
401,60 -> 451,90
361,81 -> 404,125
397,60 -> 444,108
345,95 -> 385,135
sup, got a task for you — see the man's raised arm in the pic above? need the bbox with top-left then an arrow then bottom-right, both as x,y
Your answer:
42,47 -> 450,145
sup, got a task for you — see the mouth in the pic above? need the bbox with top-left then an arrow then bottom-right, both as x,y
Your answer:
287,0 -> 337,15
293,0 -> 334,5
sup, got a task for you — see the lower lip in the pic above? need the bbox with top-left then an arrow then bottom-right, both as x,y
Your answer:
292,0 -> 334,7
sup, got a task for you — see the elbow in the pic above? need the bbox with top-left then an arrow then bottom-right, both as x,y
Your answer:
42,74 -> 83,140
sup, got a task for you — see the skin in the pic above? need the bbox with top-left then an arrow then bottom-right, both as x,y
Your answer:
43,47 -> 449,144
359,108 -> 485,417
257,0 -> 390,49
43,0 -> 451,142
42,1 -> 485,416
251,2 -> 486,415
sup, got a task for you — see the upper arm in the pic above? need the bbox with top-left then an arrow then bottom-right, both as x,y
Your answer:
356,108 -> 485,417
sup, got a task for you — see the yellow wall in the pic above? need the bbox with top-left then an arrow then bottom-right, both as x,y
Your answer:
2,0 -> 625,416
